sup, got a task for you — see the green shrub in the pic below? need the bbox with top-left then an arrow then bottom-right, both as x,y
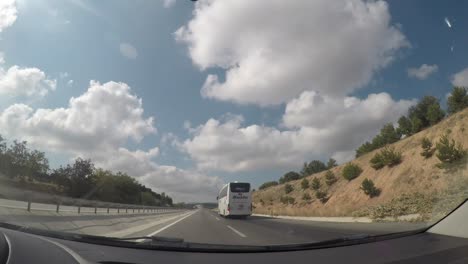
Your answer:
315,191 -> 328,203
436,134 -> 467,164
360,178 -> 381,198
420,137 -> 435,158
301,178 -> 309,190
302,193 -> 311,201
325,171 -> 337,186
342,163 -> 363,181
279,171 -> 301,184
280,196 -> 295,205
370,153 -> 385,170
311,177 -> 321,190
381,146 -> 402,167
284,184 -> 293,194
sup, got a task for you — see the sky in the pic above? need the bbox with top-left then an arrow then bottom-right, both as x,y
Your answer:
0,0 -> 468,202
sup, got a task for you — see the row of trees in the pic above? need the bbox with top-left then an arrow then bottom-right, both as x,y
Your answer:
356,87 -> 468,157
258,158 -> 338,190
0,136 -> 172,206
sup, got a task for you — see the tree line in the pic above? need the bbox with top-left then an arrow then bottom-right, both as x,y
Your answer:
258,158 -> 338,190
356,87 -> 468,157
0,136 -> 173,206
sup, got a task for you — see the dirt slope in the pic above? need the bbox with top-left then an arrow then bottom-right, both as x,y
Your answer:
253,108 -> 468,219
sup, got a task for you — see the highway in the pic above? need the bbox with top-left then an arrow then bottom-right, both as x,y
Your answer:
0,204 -> 427,245
112,208 -> 426,245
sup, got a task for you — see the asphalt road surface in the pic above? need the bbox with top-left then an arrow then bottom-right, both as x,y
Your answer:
117,208 -> 427,245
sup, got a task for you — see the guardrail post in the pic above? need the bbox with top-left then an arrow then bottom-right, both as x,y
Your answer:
94,207 -> 97,214
27,200 -> 31,212
56,203 -> 60,213
107,207 -> 110,214
133,208 -> 135,213
117,208 -> 120,214
126,208 -> 128,213
78,206 -> 81,214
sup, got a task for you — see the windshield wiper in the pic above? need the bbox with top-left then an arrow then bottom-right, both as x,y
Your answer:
112,235 -> 185,244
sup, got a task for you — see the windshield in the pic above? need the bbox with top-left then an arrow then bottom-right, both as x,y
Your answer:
230,183 -> 250,193
0,0 -> 467,250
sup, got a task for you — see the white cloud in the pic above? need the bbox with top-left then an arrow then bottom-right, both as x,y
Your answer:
175,0 -> 408,105
451,68 -> 468,87
67,79 -> 74,86
163,0 -> 176,8
0,52 -> 4,64
0,0 -> 17,32
119,43 -> 138,59
0,80 -> 221,202
407,64 -> 438,80
0,66 -> 57,97
181,92 -> 415,172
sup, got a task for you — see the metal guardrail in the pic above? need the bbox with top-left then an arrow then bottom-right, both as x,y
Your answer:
0,197 -> 182,214
0,194 -> 182,215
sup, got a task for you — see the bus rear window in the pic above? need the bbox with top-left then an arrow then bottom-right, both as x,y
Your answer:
230,183 -> 250,193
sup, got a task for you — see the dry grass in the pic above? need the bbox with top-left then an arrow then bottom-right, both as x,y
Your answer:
253,109 -> 468,219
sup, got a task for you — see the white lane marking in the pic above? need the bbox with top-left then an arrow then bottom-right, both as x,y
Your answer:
144,210 -> 197,238
34,236 -> 89,264
215,217 -> 220,221
105,211 -> 189,237
226,225 -> 247,238
3,234 -> 12,264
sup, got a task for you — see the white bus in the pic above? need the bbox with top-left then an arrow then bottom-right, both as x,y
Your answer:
217,182 -> 252,218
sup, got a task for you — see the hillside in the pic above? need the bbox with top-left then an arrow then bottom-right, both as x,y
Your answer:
253,108 -> 468,221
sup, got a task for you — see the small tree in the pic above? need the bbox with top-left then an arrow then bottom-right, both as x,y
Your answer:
427,103 -> 445,126
311,177 -> 321,190
284,183 -> 294,194
420,137 -> 435,158
301,178 -> 309,190
370,153 -> 385,170
436,134 -> 467,164
397,115 -> 412,136
381,146 -> 402,167
279,171 -> 301,184
360,178 -> 380,197
447,87 -> 468,115
315,191 -> 328,203
302,193 -> 311,201
327,158 -> 338,169
325,170 -> 337,186
342,163 -> 363,181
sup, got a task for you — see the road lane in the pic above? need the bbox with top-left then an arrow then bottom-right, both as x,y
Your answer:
150,208 -> 427,246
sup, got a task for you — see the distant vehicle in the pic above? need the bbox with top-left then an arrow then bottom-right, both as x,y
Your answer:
217,182 -> 252,218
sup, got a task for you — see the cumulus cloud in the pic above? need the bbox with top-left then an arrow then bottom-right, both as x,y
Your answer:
451,68 -> 468,87
0,81 -> 155,153
181,92 -> 415,172
119,43 -> 138,59
0,80 -> 221,202
175,0 -> 408,105
0,66 -> 57,97
407,64 -> 438,80
0,0 -> 17,32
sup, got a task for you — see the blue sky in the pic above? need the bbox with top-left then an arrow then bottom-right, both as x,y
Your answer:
1,0 -> 468,202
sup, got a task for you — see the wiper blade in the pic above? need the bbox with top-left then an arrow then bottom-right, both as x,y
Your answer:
112,235 -> 185,243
